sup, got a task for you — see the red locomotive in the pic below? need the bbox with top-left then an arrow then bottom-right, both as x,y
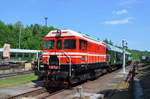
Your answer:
39,29 -> 130,88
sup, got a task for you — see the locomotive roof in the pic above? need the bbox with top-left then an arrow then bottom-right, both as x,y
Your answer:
46,30 -> 105,46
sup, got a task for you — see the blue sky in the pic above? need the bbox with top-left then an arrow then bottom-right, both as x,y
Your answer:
0,0 -> 149,51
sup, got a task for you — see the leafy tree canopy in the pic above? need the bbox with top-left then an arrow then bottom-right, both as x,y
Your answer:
0,20 -> 57,50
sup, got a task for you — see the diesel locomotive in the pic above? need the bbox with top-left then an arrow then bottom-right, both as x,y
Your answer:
38,30 -> 131,88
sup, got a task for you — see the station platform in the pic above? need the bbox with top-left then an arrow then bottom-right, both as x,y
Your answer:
45,69 -> 131,99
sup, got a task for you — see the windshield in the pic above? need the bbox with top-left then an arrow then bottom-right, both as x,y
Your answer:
44,40 -> 54,49
64,39 -> 76,49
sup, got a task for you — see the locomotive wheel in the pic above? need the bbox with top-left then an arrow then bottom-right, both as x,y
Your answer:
66,78 -> 72,89
107,67 -> 113,73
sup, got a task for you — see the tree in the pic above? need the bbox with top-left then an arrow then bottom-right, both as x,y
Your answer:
103,38 -> 113,45
0,20 -> 58,49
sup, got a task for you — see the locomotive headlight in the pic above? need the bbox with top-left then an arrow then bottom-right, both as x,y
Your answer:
81,56 -> 86,61
47,58 -> 49,63
40,65 -> 44,68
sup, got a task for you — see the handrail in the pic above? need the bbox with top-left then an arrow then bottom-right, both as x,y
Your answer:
61,51 -> 72,77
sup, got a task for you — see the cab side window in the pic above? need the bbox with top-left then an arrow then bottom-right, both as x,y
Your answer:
80,40 -> 87,50
44,40 -> 54,49
64,39 -> 76,49
56,40 -> 62,49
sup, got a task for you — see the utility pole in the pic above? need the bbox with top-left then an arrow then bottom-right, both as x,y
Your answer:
122,40 -> 128,74
19,26 -> 21,49
44,17 -> 48,26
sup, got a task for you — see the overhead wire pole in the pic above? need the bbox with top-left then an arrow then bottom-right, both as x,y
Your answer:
123,45 -> 126,73
122,40 -> 128,74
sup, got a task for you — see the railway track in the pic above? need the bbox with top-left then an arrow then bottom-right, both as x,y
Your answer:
8,88 -> 47,99
8,87 -> 65,99
35,88 -> 65,99
3,65 -> 131,99
0,70 -> 33,79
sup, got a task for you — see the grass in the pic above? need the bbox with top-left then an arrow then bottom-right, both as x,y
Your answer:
0,74 -> 38,88
116,81 -> 129,90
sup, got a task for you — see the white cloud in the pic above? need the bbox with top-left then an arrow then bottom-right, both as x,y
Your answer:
113,9 -> 128,15
103,17 -> 133,25
119,0 -> 141,5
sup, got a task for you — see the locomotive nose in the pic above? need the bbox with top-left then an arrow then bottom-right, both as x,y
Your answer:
49,55 -> 59,66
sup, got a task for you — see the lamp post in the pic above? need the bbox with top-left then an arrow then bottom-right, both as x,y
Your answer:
122,40 -> 128,74
19,26 -> 21,49
44,17 -> 48,26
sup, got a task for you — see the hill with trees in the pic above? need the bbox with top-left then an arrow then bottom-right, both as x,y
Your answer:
0,20 -> 150,60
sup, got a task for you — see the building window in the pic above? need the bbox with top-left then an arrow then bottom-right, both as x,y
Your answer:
0,52 -> 2,58
10,52 -> 16,57
24,53 -> 29,57
18,53 -> 22,57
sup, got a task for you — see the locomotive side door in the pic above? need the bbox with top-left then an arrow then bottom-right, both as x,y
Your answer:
79,39 -> 88,64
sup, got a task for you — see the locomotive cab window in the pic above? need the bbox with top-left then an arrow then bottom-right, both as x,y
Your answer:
64,39 -> 76,49
80,40 -> 87,50
56,40 -> 62,49
44,40 -> 54,49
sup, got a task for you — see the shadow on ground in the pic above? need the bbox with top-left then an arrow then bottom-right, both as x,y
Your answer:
32,80 -> 44,88
140,73 -> 150,99
98,89 -> 131,99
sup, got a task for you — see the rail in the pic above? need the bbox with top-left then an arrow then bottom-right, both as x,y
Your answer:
8,87 -> 65,99
37,89 -> 65,98
8,88 -> 47,99
0,70 -> 33,79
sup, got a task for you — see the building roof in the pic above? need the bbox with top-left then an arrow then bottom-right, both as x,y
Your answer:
0,48 -> 40,53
